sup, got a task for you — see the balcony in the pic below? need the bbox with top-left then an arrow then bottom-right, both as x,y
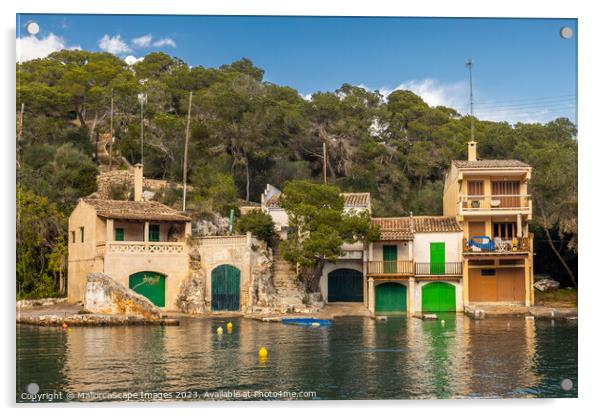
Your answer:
96,241 -> 187,256
458,194 -> 532,216
463,236 -> 530,255
367,260 -> 414,276
415,262 -> 463,276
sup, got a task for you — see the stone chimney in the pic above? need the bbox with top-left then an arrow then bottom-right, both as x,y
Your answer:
134,163 -> 144,202
467,140 -> 478,161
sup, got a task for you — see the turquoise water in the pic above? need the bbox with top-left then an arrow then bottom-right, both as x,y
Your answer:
16,314 -> 577,401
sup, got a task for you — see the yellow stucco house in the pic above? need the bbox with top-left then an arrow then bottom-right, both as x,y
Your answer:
443,141 -> 535,306
68,164 -> 192,309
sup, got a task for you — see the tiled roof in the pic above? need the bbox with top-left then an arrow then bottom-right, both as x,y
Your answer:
412,216 -> 462,233
371,216 -> 462,240
83,198 -> 191,222
342,192 -> 371,207
452,159 -> 530,169
371,217 -> 414,241
265,192 -> 371,209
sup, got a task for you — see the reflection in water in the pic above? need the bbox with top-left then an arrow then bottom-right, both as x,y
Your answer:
16,315 -> 577,401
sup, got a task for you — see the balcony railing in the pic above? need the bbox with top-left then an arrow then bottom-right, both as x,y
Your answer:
415,262 -> 463,276
100,241 -> 187,255
368,260 -> 414,275
463,236 -> 530,254
459,194 -> 531,211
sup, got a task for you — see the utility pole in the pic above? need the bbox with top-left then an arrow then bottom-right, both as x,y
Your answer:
322,142 -> 327,184
109,88 -> 114,170
182,91 -> 193,212
140,93 -> 146,165
18,102 -> 24,141
95,131 -> 99,164
466,59 -> 475,141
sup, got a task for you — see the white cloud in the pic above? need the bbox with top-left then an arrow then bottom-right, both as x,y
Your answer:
381,78 -> 467,110
98,34 -> 131,54
132,34 -> 152,48
16,33 -> 80,63
152,37 -> 176,48
124,55 -> 144,65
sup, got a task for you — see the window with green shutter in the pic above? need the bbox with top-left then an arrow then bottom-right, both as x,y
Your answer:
115,228 -> 124,241
149,224 -> 160,242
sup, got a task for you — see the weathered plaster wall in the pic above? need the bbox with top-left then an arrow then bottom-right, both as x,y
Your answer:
413,232 -> 463,263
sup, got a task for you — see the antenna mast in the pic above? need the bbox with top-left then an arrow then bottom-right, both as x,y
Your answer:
466,59 -> 475,141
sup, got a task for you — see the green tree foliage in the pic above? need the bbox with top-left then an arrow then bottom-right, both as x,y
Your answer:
280,180 -> 380,291
16,187 -> 67,299
17,50 -> 578,292
236,210 -> 276,244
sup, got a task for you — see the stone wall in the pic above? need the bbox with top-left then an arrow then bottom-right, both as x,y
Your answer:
96,169 -> 188,200
175,248 -> 207,314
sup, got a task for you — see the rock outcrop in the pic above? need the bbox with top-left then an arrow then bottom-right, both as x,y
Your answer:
84,273 -> 161,320
249,244 -> 277,308
176,248 -> 207,313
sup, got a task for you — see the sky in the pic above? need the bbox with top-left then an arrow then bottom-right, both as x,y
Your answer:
16,14 -> 577,124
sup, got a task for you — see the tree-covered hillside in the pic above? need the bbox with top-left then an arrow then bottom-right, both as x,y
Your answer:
16,50 -> 577,297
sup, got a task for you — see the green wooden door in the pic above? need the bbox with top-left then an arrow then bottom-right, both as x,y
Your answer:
383,245 -> 398,273
149,224 -> 160,242
129,271 -> 166,307
375,282 -> 406,313
430,242 -> 445,275
422,282 -> 456,312
328,269 -> 363,302
211,265 -> 240,311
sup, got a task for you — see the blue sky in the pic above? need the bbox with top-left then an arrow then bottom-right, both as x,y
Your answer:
16,14 -> 577,124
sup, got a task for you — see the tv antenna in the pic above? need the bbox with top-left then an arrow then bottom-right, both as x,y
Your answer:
466,59 -> 475,141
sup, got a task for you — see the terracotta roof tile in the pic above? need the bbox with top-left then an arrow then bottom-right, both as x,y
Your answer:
342,192 -> 371,207
83,198 -> 191,222
371,217 -> 414,241
412,216 -> 462,233
452,159 -> 530,169
371,216 -> 462,240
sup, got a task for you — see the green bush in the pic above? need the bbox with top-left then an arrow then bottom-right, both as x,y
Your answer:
236,210 -> 276,244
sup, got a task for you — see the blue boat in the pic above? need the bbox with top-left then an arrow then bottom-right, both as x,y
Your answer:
281,318 -> 331,327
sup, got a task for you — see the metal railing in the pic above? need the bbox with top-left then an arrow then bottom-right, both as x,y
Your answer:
463,236 -> 530,253
459,194 -> 531,211
415,262 -> 463,276
367,260 -> 414,275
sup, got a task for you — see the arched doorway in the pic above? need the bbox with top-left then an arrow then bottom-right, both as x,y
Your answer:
422,282 -> 456,312
375,282 -> 407,314
211,264 -> 241,311
328,268 -> 363,302
129,271 -> 166,307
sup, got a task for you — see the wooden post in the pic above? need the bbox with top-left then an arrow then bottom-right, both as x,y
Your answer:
109,88 -> 114,170
322,142 -> 327,184
18,102 -> 24,141
182,91 -> 193,212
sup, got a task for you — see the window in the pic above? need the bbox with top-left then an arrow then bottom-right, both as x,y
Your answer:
115,228 -> 124,241
149,224 -> 160,242
493,222 -> 517,239
71,231 -> 75,243
467,180 -> 484,196
481,269 -> 496,276
80,227 -> 84,243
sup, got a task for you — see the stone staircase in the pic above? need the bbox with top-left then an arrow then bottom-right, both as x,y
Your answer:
272,245 -> 306,310
96,133 -> 130,172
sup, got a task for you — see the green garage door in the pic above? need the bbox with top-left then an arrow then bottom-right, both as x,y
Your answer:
129,271 -> 166,307
422,282 -> 456,312
328,269 -> 363,302
375,282 -> 407,313
211,265 -> 241,311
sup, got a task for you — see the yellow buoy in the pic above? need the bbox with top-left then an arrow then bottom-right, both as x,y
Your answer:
227,322 -> 233,330
311,322 -> 320,327
68,328 -> 73,333
216,326 -> 223,335
258,347 -> 268,359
